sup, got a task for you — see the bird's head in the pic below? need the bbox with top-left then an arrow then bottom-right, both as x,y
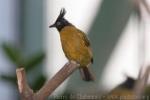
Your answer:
120,76 -> 136,89
49,8 -> 71,31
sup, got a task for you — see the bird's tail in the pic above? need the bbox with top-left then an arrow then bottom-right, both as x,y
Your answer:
79,67 -> 94,81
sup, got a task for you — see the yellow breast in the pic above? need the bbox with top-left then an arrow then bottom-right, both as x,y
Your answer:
60,26 -> 92,66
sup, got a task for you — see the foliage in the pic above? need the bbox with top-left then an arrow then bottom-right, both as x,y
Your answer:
0,43 -> 46,90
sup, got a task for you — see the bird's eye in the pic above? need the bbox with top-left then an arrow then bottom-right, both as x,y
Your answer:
57,22 -> 61,26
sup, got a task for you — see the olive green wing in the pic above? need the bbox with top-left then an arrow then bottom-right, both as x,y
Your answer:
77,29 -> 93,63
77,29 -> 90,47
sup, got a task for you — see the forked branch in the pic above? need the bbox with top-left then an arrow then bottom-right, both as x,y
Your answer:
16,61 -> 79,100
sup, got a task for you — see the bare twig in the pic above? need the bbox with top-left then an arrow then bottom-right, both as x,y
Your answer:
16,68 -> 34,100
141,0 -> 150,14
16,61 -> 79,100
35,61 -> 79,99
132,0 -> 150,19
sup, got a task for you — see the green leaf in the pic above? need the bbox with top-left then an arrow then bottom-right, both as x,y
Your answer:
24,52 -> 45,72
0,75 -> 17,85
31,75 -> 46,91
2,43 -> 22,65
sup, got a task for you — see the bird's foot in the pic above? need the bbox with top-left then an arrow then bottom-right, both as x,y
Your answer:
70,60 -> 80,67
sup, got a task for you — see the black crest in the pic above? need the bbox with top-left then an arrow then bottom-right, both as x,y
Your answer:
56,8 -> 66,22
49,8 -> 71,31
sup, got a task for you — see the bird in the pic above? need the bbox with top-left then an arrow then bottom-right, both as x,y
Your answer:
49,8 -> 94,81
102,77 -> 136,100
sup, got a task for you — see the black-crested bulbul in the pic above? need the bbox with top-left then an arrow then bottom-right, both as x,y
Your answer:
49,8 -> 94,81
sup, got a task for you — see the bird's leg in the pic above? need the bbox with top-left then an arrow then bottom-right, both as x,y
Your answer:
65,61 -> 70,66
70,60 -> 80,67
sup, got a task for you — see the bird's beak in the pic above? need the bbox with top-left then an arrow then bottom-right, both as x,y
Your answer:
49,23 -> 56,28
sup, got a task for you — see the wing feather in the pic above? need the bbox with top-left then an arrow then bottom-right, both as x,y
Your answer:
77,30 -> 90,47
76,29 -> 93,63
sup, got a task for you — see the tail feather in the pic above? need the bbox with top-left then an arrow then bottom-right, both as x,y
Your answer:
79,67 -> 94,81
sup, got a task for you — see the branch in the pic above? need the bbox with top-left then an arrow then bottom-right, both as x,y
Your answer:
16,68 -> 34,100
141,0 -> 150,15
16,61 -> 79,100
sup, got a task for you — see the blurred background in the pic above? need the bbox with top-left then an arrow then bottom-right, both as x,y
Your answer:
0,0 -> 150,99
